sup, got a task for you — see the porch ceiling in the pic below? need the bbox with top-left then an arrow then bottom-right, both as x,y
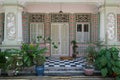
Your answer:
24,0 -> 120,13
25,3 -> 99,13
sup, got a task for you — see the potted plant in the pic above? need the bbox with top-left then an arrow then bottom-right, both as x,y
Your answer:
21,43 -> 38,68
33,36 -> 57,76
71,40 -> 78,58
34,48 -> 47,76
21,36 -> 57,76
84,43 -> 97,76
95,47 -> 120,79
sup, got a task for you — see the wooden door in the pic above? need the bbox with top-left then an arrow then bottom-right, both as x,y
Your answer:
51,23 -> 69,56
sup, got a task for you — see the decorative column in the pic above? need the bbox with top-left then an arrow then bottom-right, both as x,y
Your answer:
0,0 -> 4,44
99,6 -> 106,43
105,7 -> 117,45
2,0 -> 24,47
99,0 -> 119,45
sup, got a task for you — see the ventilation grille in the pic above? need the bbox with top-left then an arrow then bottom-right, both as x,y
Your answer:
50,13 -> 69,22
30,13 -> 45,22
75,14 -> 91,22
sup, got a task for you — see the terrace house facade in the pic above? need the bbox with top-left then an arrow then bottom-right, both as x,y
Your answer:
0,0 -> 120,57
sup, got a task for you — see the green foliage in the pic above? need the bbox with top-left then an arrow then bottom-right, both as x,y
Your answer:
71,40 -> 78,58
21,43 -> 47,67
21,36 -> 57,67
34,54 -> 46,66
71,40 -> 78,55
1,36 -> 57,72
95,47 -> 120,78
0,51 -> 7,69
86,44 -> 97,64
115,76 -> 120,80
101,68 -> 108,77
4,49 -> 22,71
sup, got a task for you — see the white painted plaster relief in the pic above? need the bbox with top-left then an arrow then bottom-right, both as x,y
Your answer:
6,12 -> 16,40
107,13 -> 116,41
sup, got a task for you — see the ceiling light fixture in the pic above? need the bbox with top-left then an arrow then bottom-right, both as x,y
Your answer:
59,3 -> 63,14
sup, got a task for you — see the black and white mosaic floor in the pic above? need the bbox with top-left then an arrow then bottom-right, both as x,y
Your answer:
44,57 -> 88,76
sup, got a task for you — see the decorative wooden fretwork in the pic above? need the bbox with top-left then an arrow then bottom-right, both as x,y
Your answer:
30,13 -> 45,22
75,14 -> 91,22
50,13 -> 69,22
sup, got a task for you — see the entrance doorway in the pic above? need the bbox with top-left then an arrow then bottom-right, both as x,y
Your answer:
51,23 -> 69,57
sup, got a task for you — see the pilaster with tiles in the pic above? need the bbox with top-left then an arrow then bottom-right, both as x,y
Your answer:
91,14 -> 99,42
117,14 -> 120,41
22,12 -> 30,43
44,14 -> 51,38
44,13 -> 51,56
0,13 -> 4,44
69,14 -> 76,42
69,14 -> 76,56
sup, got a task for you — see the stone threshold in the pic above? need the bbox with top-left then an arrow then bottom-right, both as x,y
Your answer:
0,76 -> 114,80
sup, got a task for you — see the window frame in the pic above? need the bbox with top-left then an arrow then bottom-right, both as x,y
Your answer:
76,22 -> 90,43
30,22 -> 44,43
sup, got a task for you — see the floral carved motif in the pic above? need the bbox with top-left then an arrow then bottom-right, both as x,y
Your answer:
6,12 -> 16,40
107,13 -> 116,40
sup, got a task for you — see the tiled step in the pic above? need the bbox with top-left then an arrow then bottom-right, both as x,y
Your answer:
44,68 -> 100,76
44,57 -> 100,76
44,67 -> 84,76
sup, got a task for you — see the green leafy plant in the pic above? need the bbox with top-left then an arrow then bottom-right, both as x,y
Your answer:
5,49 -> 22,70
84,43 -> 97,76
0,51 -> 7,70
21,43 -> 40,67
86,40 -> 102,65
86,43 -> 97,65
95,47 -> 120,79
2,49 -> 22,76
34,54 -> 46,66
71,40 -> 78,58
21,36 -> 57,67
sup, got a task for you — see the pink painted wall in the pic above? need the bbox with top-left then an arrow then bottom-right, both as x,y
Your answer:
117,14 -> 120,41
26,3 -> 98,13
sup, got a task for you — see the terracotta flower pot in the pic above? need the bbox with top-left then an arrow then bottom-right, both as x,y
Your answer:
7,70 -> 15,76
84,68 -> 94,76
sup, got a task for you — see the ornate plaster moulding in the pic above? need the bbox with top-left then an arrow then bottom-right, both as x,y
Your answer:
0,0 -> 4,5
27,0 -> 104,3
17,0 -> 28,6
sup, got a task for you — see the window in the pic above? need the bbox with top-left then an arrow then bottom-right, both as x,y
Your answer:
84,24 -> 89,32
30,23 -> 44,43
76,23 -> 90,43
77,24 -> 82,32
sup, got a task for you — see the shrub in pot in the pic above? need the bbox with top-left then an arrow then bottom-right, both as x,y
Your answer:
71,40 -> 78,58
21,36 -> 57,76
84,65 -> 94,76
21,43 -> 38,68
84,43 -> 97,76
34,53 -> 46,76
